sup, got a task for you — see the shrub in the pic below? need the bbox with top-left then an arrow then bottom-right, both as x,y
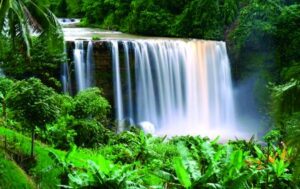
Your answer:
55,94 -> 75,116
72,119 -> 112,148
42,115 -> 77,150
73,87 -> 111,124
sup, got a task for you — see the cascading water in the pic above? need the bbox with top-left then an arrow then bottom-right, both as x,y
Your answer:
73,40 -> 94,92
122,41 -> 134,125
111,41 -> 125,132
111,39 -> 237,137
86,41 -> 94,87
74,40 -> 86,91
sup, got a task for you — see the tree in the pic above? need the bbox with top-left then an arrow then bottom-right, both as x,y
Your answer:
0,0 -> 63,57
6,78 -> 61,157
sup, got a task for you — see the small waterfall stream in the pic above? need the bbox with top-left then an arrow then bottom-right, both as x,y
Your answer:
63,40 -> 94,93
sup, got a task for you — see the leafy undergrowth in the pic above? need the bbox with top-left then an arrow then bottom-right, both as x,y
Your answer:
0,126 -> 298,188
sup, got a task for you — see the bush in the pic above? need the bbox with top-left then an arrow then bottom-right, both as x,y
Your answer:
42,115 -> 77,150
55,94 -> 75,116
30,87 -> 112,149
73,87 -> 111,124
72,119 -> 112,148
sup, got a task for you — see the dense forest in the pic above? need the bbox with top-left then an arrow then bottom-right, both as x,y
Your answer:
0,0 -> 300,188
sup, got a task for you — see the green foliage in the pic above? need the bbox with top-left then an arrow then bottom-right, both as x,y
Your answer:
48,146 -> 77,186
173,0 -> 222,39
73,87 -> 111,123
1,125 -> 298,188
227,2 -> 300,161
42,115 -> 77,150
229,0 -> 282,53
0,0 -> 63,57
0,77 -> 14,97
5,77 -> 61,157
127,1 -> 173,36
0,77 -> 14,118
6,78 -> 61,129
286,113 -> 300,179
270,80 -> 300,126
270,80 -> 300,180
50,0 -> 68,17
0,150 -> 36,189
264,129 -> 281,144
72,119 -> 112,148
1,0 -> 300,188
92,35 -> 101,40
0,127 -> 63,188
31,87 -> 111,149
276,5 -> 300,81
69,158 -> 135,188
78,0 -> 240,39
0,38 -> 66,91
173,157 -> 192,188
54,94 -> 74,115
65,0 -> 84,17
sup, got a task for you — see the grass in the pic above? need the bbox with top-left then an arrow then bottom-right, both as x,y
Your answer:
0,126 -> 117,188
0,127 -> 62,188
0,150 -> 36,189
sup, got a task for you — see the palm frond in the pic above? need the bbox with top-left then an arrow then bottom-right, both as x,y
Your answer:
0,0 -> 63,57
10,0 -> 32,57
0,0 -> 10,34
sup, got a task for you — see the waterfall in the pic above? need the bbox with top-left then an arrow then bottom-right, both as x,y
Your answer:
67,39 -> 237,137
111,40 -> 236,137
72,40 -> 94,92
86,41 -> 94,87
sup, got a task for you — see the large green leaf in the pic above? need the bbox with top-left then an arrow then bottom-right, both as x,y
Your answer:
173,157 -> 191,189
